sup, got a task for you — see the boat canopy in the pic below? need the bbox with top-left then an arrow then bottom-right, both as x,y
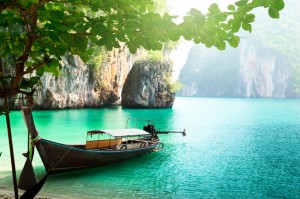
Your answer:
87,128 -> 150,138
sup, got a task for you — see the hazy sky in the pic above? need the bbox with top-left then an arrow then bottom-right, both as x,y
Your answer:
167,0 -> 235,80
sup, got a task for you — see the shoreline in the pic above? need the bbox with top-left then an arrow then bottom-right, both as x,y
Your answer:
0,189 -> 59,199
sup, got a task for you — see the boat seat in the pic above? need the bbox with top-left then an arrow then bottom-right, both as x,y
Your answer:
86,139 -> 122,149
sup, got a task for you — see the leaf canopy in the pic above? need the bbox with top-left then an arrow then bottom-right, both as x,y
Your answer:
0,0 -> 285,98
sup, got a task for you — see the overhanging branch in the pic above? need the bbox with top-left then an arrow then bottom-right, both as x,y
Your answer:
24,61 -> 49,74
0,57 -> 3,75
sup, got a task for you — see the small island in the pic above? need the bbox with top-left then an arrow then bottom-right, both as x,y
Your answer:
122,60 -> 175,108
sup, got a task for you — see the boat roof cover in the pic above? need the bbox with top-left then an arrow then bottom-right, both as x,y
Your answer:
88,128 -> 150,138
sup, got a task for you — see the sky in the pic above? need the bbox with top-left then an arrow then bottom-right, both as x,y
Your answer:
167,0 -> 235,80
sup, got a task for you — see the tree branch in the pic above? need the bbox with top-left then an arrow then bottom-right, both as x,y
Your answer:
0,1 -> 15,12
24,61 -> 49,75
0,57 -> 3,75
18,10 -> 38,62
12,8 -> 38,89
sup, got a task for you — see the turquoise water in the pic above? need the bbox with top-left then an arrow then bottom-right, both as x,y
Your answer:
0,97 -> 299,198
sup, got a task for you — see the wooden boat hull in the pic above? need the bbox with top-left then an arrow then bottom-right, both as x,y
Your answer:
35,139 -> 159,174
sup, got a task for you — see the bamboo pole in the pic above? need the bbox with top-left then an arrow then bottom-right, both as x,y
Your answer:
4,97 -> 19,199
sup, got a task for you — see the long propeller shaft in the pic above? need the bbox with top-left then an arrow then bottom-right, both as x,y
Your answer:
156,129 -> 186,136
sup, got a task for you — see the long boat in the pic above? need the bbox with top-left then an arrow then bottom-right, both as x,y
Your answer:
20,106 -> 185,174
33,129 -> 162,174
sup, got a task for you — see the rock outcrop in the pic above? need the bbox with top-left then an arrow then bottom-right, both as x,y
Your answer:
6,45 -> 174,109
238,41 -> 292,97
178,0 -> 300,98
121,61 -> 175,108
178,38 -> 295,98
31,45 -> 136,109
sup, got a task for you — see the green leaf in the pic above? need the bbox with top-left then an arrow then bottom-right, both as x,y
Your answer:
268,6 -> 280,19
208,3 -> 220,13
112,41 -> 120,48
88,35 -> 99,43
61,33 -> 74,46
49,59 -> 59,68
221,23 -> 232,31
44,23 -> 55,30
216,29 -> 229,40
193,37 -> 201,44
40,58 -> 59,77
86,48 -> 94,56
14,42 -> 24,52
11,17 -> 25,26
202,35 -> 213,48
29,76 -> 40,87
189,8 -> 203,19
272,0 -> 285,11
244,13 -> 255,23
25,61 -> 34,67
36,68 -> 45,77
229,36 -> 240,48
91,23 -> 106,35
44,62 -> 60,76
74,36 -> 88,52
205,43 -> 213,48
228,4 -> 236,11
234,0 -> 248,7
20,76 -> 40,89
30,51 -> 41,59
216,40 -> 226,50
168,31 -> 180,41
127,41 -> 138,54
48,32 -> 60,42
229,19 -> 241,33
242,22 -> 252,32
116,31 -> 127,42
153,42 -> 163,50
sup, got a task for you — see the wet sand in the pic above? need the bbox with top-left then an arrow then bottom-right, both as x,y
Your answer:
0,189 -> 57,199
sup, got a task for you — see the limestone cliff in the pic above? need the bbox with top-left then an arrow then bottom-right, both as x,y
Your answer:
178,38 -> 295,98
6,45 -> 171,109
238,41 -> 292,97
121,61 -> 175,108
32,45 -> 136,109
178,0 -> 300,98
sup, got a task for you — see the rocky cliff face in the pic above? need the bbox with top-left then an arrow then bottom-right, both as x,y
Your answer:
238,41 -> 292,97
121,61 -> 175,108
178,38 -> 294,98
32,45 -> 136,109
6,45 -> 172,109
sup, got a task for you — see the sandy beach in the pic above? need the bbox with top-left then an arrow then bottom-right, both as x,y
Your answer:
0,189 -> 57,199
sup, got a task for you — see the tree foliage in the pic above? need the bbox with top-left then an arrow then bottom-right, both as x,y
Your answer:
0,0 -> 285,98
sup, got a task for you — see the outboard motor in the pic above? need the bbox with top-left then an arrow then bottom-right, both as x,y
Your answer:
143,123 -> 158,139
143,121 -> 186,138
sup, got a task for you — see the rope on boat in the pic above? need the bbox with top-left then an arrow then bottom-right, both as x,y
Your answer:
51,146 -> 72,170
31,135 -> 41,142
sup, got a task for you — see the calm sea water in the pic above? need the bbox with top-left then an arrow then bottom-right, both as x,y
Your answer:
0,97 -> 299,198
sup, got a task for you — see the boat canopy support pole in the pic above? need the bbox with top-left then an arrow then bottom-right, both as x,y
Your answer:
4,97 -> 19,199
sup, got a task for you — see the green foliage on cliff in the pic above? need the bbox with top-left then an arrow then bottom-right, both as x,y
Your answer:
0,0 -> 285,98
88,46 -> 107,70
164,73 -> 183,93
169,81 -> 183,93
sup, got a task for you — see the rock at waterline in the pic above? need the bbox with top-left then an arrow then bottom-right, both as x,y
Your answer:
121,61 -> 175,108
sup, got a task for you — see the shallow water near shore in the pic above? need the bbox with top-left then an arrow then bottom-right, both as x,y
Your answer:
0,97 -> 300,198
